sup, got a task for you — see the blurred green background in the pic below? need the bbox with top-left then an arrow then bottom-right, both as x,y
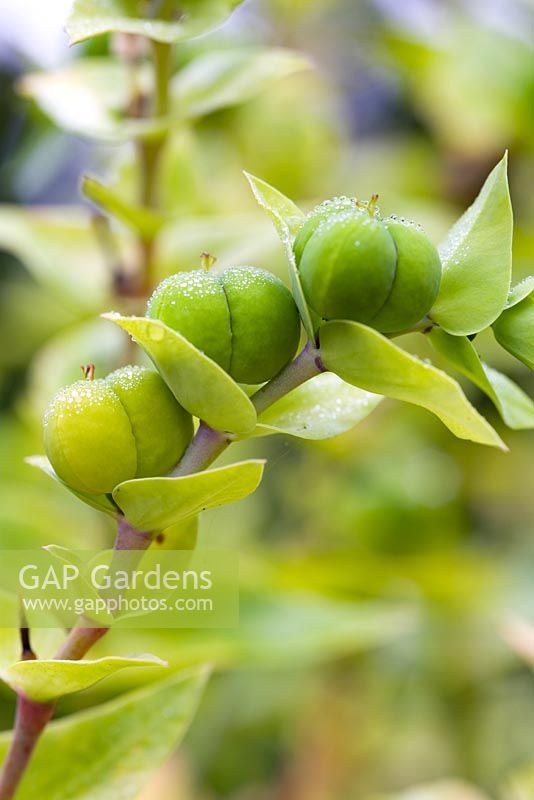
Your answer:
0,0 -> 533,798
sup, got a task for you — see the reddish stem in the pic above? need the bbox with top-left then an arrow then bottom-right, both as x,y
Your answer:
0,696 -> 54,800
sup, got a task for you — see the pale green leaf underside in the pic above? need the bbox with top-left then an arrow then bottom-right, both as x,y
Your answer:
430,153 -> 512,335
492,293 -> 534,371
429,328 -> 534,430
103,314 -> 257,434
320,320 -> 505,449
0,667 -> 209,800
26,455 -> 117,516
2,655 -> 166,703
507,276 -> 534,308
254,372 -> 382,439
66,0 -> 243,44
82,175 -> 164,239
113,460 -> 265,530
244,172 -> 316,340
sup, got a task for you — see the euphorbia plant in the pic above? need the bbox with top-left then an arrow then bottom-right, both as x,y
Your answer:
0,2 -> 533,799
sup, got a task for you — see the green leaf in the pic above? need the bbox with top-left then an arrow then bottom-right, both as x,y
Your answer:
244,172 -> 316,340
493,292 -> 534,370
18,60 -> 161,143
430,154 -> 513,335
103,314 -> 257,434
113,460 -> 265,530
2,655 -> 166,703
253,372 -> 382,439
0,206 -> 108,309
175,47 -> 310,119
81,175 -> 164,239
0,667 -> 209,800
428,328 -> 534,430
320,320 -> 505,449
66,0 -> 244,45
506,276 -> 534,308
155,516 -> 199,550
26,456 -> 118,517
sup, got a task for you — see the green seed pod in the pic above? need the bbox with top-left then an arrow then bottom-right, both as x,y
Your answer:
147,266 -> 301,384
44,366 -> 193,495
294,198 -> 442,333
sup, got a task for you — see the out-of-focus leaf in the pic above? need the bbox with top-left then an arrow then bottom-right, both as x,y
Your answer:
430,154 -> 512,335
320,320 -> 505,449
244,172 -> 316,339
175,47 -> 310,119
493,292 -> 534,370
82,175 -> 164,239
0,667 -> 209,800
103,314 -> 257,434
507,276 -> 534,308
26,456 -> 118,517
505,763 -> 534,800
253,372 -> 382,439
429,328 -> 534,429
130,593 -> 415,671
66,0 -> 243,45
380,780 -> 491,800
18,60 -> 162,142
2,655 -> 167,703
0,206 -> 109,309
113,460 -> 265,530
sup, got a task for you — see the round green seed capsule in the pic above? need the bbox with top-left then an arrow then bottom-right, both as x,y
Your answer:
43,366 -> 193,495
294,198 -> 442,333
147,266 -> 301,384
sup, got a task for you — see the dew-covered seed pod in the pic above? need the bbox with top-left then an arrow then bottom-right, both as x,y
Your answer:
294,197 -> 442,333
43,366 -> 193,495
147,266 -> 301,384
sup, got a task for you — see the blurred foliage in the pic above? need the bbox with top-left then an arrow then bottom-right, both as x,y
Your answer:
0,0 -> 533,798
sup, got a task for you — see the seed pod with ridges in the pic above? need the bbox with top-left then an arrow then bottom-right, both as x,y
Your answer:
147,266 -> 301,384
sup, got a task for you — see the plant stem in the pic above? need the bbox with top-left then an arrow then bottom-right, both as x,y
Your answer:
251,341 -> 324,416
0,517 -> 153,798
0,696 -> 54,800
172,342 -> 326,477
171,423 -> 233,477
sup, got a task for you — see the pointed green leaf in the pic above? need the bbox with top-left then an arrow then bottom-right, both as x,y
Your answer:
175,47 -> 310,119
429,328 -> 534,429
0,667 -> 209,800
493,292 -> 534,370
103,314 -> 257,434
253,372 -> 382,439
2,655 -> 166,703
66,0 -> 244,45
320,320 -> 505,449
82,175 -> 164,240
507,276 -> 534,308
113,460 -> 265,530
430,154 -> 512,335
26,456 -> 118,517
244,172 -> 316,340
